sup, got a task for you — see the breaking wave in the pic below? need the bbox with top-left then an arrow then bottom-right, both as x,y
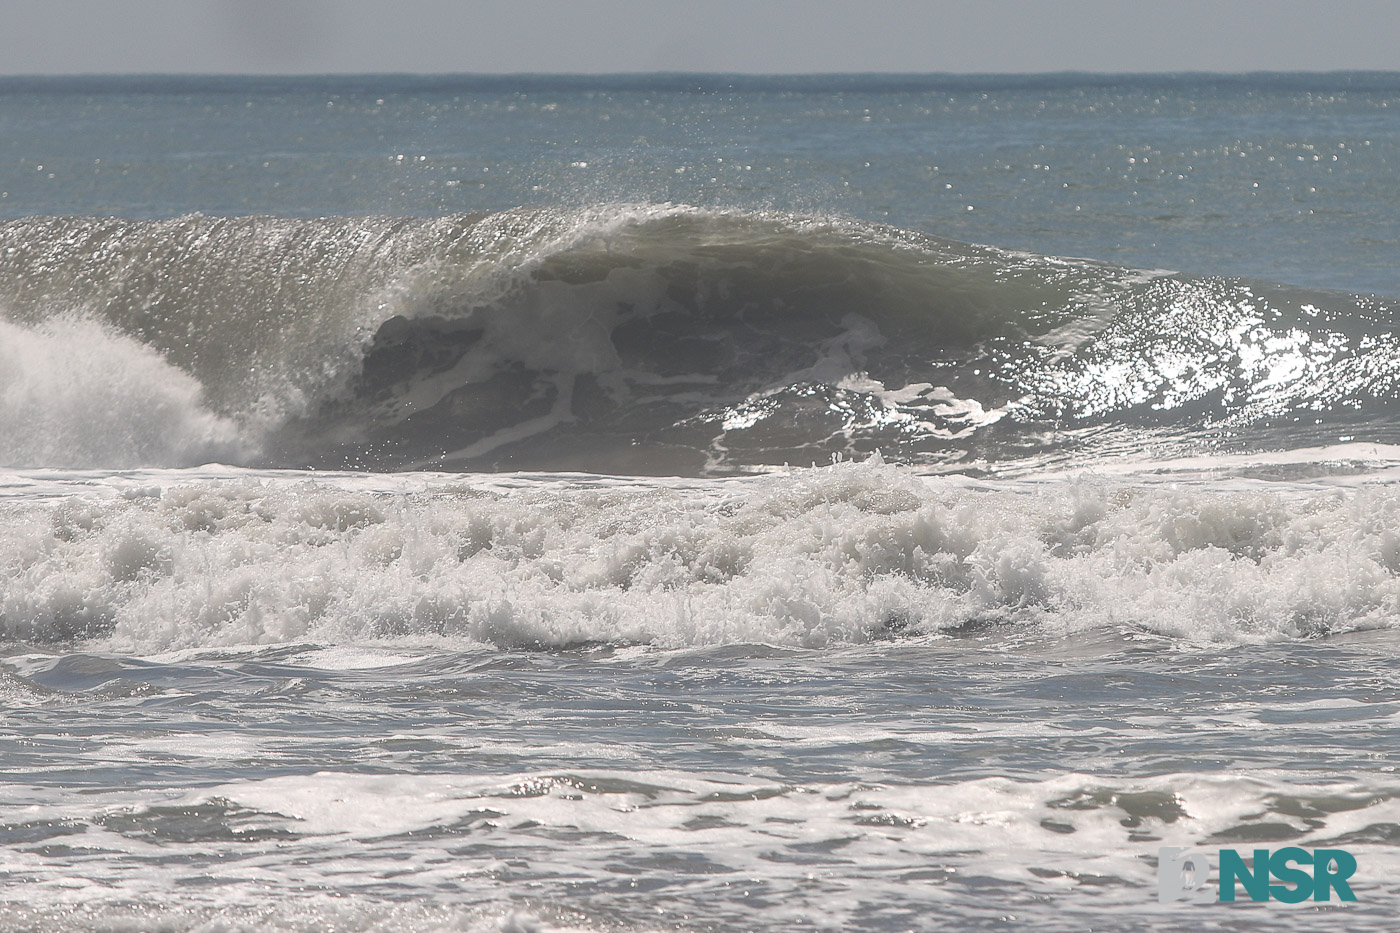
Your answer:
0,203 -> 1397,473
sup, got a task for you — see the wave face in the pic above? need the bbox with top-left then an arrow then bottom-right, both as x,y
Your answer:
1,204 -> 1397,473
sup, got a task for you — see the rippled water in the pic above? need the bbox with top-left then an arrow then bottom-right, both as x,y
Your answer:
6,622 -> 1400,932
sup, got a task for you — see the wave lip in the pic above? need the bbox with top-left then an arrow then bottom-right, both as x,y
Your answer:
1,204 -> 1397,473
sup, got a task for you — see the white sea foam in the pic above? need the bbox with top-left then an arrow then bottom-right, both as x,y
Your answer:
4,457 -> 1400,652
2,766 -> 1395,931
0,316 -> 245,469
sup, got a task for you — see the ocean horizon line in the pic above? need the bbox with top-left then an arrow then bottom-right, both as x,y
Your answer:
1,69 -> 1397,90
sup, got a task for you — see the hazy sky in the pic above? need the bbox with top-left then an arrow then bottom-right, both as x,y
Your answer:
2,0 -> 1397,75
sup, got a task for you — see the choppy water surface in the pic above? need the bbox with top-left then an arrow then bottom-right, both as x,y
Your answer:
6,618 -> 1400,932
4,459 -> 1400,931
3,73 -> 1400,931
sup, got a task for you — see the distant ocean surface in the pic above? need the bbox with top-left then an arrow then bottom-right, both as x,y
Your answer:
3,73 -> 1400,932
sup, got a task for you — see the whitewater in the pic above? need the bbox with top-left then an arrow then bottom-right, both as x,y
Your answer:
3,73 -> 1400,932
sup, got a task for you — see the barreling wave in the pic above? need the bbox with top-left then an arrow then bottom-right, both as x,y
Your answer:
1,203 -> 1397,473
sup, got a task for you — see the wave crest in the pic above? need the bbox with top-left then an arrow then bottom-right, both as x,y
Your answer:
1,204 -> 1396,472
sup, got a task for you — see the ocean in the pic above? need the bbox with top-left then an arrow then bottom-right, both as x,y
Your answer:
2,72 -> 1400,932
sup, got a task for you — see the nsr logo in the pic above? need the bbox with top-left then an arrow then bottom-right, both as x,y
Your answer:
1158,847 -> 1358,904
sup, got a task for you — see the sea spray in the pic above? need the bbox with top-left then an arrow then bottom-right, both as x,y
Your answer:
0,316 -> 244,467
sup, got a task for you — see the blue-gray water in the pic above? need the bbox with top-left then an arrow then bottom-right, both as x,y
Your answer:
3,74 -> 1400,932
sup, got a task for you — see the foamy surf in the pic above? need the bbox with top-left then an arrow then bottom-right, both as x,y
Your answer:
3,761 -> 1397,932
0,316 -> 245,468
2,456 -> 1398,653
